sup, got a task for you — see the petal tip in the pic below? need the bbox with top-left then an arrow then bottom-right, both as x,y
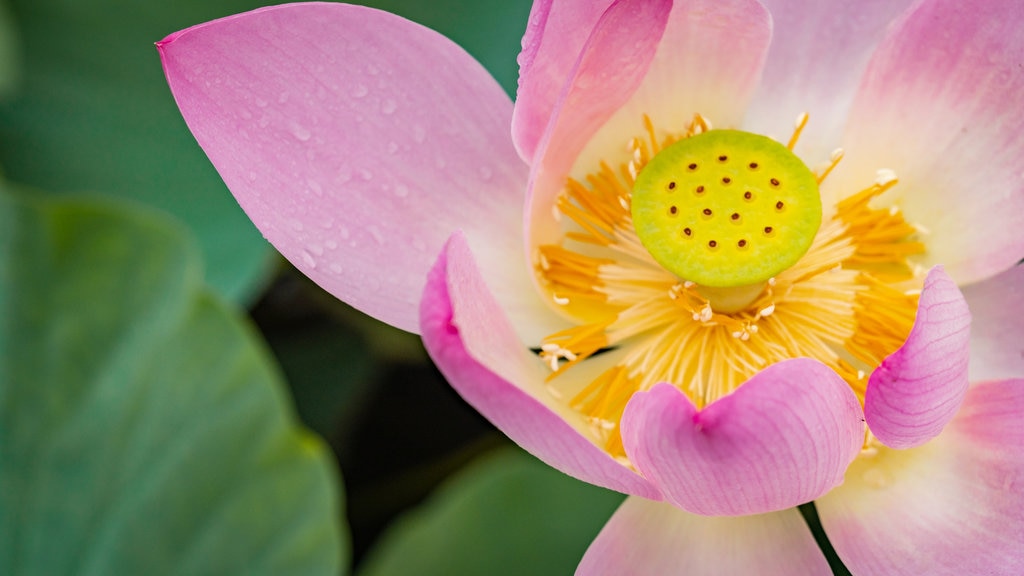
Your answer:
865,266 -> 971,449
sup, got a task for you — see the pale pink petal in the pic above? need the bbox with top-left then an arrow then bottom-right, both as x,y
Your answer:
568,0 -> 772,176
524,0 -> 671,250
511,0 -> 614,162
746,0 -> 913,159
577,497 -> 831,576
818,378 -> 1024,575
865,267 -> 971,449
420,232 -> 660,499
527,0 -> 771,258
829,0 -> 1024,284
159,3 -> 532,335
963,263 -> 1024,382
620,359 -> 864,516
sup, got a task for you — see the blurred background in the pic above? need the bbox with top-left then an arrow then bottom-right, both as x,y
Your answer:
0,1 -> 628,574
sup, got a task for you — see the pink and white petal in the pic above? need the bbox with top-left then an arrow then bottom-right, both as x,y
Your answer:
420,232 -> 660,499
512,0 -> 614,163
577,497 -> 831,576
528,0 -> 772,253
963,263 -> 1024,382
525,0 -> 672,249
159,3 -> 533,335
745,0 -> 914,160
620,359 -> 864,516
818,378 -> 1024,576
829,0 -> 1024,284
865,267 -> 971,449
568,0 -> 773,187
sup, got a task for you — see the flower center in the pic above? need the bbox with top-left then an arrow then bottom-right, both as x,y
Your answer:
534,114 -> 925,460
631,129 -> 821,288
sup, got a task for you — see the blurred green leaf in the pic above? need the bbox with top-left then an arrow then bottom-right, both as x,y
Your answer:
259,304 -> 376,442
0,190 -> 347,575
0,0 -> 530,304
0,0 -> 18,97
357,448 -> 625,576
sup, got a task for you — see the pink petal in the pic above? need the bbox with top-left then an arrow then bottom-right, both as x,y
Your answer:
565,0 -> 772,182
577,497 -> 831,576
818,378 -> 1024,576
526,0 -> 772,251
525,0 -> 672,249
963,264 -> 1024,382
511,0 -> 614,163
620,359 -> 864,516
865,267 -> 971,449
745,0 -> 913,159
830,0 -> 1024,284
420,232 -> 660,499
159,3 -> 529,334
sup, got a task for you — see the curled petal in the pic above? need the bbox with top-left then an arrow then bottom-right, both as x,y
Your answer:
831,0 -> 1024,284
526,0 -> 671,249
159,3 -> 529,334
866,267 -> 971,449
420,232 -> 659,499
818,379 -> 1024,576
512,0 -> 613,162
577,497 -> 831,576
620,359 -> 863,516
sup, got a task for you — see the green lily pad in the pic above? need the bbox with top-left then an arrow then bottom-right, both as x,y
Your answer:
357,448 -> 625,576
0,190 -> 347,575
0,0 -> 530,303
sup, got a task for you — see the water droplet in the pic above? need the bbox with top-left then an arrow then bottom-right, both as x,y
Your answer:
329,263 -> 344,274
339,226 -> 351,239
434,156 -> 447,169
380,99 -> 397,115
478,166 -> 493,181
290,122 -> 311,142
412,238 -> 426,252
337,165 -> 352,184
248,172 -> 257,182
290,219 -> 305,232
307,243 -> 324,256
300,250 -> 316,269
325,239 -> 338,250
278,91 -> 290,104
367,225 -> 385,245
358,168 -> 373,181
255,97 -> 268,107
307,179 -> 323,196
351,83 -> 369,98
412,124 -> 426,143
386,141 -> 399,154
394,183 -> 409,198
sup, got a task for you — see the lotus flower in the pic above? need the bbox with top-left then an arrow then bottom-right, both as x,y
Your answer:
159,0 -> 1024,573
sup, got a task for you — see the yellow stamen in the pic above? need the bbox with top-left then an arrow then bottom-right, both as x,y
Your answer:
787,112 -> 809,150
